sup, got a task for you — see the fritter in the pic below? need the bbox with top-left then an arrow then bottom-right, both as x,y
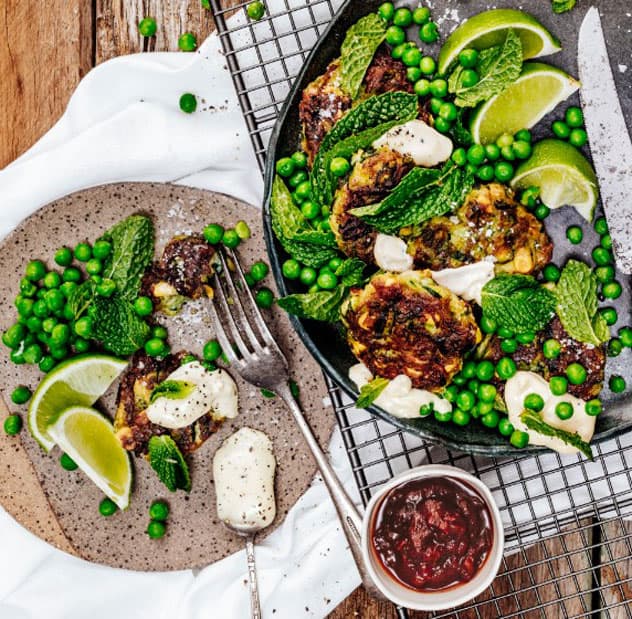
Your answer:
341,271 -> 481,392
142,234 -> 215,314
405,184 -> 553,274
330,147 -> 414,262
363,46 -> 414,95
477,316 -> 606,401
114,351 -> 225,456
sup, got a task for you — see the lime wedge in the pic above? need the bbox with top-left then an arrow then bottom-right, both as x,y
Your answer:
28,354 -> 128,452
48,406 -> 132,510
470,62 -> 580,145
437,9 -> 561,75
511,139 -> 599,221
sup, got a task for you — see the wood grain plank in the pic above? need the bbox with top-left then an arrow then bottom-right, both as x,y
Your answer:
0,0 -> 92,168
597,520 -> 632,618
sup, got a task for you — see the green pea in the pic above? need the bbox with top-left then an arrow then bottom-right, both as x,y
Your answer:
602,281 -> 622,299
39,356 -> 56,373
565,106 -> 584,128
378,2 -> 395,21
512,140 -> 532,160
99,498 -> 118,517
282,259 -> 301,280
608,338 -> 623,357
501,338 -> 517,354
619,327 -> 632,347
16,297 -> 34,318
476,165 -> 495,182
11,386 -> 31,405
494,161 -> 514,183
275,157 -> 295,178
555,402 -> 574,420
534,205 -> 550,220
481,410 -> 500,429
419,21 -> 439,43
20,278 -> 38,298
479,315 -> 496,335
298,267 -> 316,286
498,417 -> 514,437
74,338 -> 90,353
405,67 -> 421,83
419,56 -> 436,75
25,260 -> 46,282
510,430 -> 529,448
478,401 -> 493,415
460,69 -> 479,87
461,360 -> 476,379
569,128 -> 588,148
520,186 -> 540,208
144,338 -> 166,357
592,246 -> 612,266
330,157 -> 351,177
478,383 -> 497,403
290,152 -> 307,169
255,288 -> 274,308
23,344 -> 43,365
222,229 -> 240,249
414,78 -> 431,97
317,272 -> 338,290
543,264 -> 561,283
4,414 -> 22,435
42,317 -> 57,333
452,409 -> 471,426
202,339 -> 221,362
429,97 -> 443,115
524,393 -> 544,412
133,296 -> 153,317
466,144 -> 485,166
54,247 -> 73,267
232,221 -> 251,242
594,265 -> 615,284
295,181 -> 312,201
458,48 -> 478,68
96,279 -> 117,298
496,357 -> 517,380
412,6 -> 431,24
178,32 -> 197,52
552,120 -> 571,139
599,234 -> 612,251
566,362 -> 587,385
50,324 -> 70,347
246,0 -> 265,20
43,271 -> 62,289
249,261 -> 269,283
179,93 -> 197,113
434,409 -> 452,423
566,225 -> 583,244
391,43 -> 408,60
516,331 -> 535,345
594,216 -> 609,236
484,144 -> 500,161
150,325 -> 167,341
402,46 -> 422,67
74,316 -> 93,339
147,520 -> 167,539
433,117 -> 450,133
149,500 -> 170,521
393,7 -> 412,27
429,78 -> 448,98
85,259 -> 102,276
496,133 -> 514,148
549,376 -> 568,396
443,385 -> 459,403
138,17 -> 157,37
26,316 -> 42,333
585,399 -> 602,417
74,243 -> 92,262
475,360 -> 494,382
49,346 -> 68,361
92,240 -> 112,260
466,379 -> 479,395
610,375 -> 626,393
385,25 -> 406,46
63,267 -> 81,283
515,129 -> 532,143
600,307 -> 618,326
60,453 -> 78,471
456,390 -> 475,412
203,223 -> 224,245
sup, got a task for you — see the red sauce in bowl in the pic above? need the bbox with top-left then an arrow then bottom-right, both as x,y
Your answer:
371,476 -> 493,592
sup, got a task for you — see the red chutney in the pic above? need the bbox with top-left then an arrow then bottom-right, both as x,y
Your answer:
371,476 -> 493,592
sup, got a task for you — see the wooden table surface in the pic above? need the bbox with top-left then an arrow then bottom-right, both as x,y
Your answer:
1,2 -> 630,617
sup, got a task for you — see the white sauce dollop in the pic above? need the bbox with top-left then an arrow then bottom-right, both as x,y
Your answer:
373,234 -> 413,272
372,119 -> 453,167
349,363 -> 452,419
504,371 -> 596,454
431,260 -> 496,305
146,362 -> 238,429
213,427 -> 277,531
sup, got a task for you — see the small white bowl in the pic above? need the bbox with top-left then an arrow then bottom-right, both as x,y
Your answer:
361,464 -> 504,612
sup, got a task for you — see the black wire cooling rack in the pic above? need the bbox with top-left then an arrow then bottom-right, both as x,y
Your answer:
209,1 -> 632,616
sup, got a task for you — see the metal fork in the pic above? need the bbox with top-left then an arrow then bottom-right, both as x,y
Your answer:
207,248 -> 381,601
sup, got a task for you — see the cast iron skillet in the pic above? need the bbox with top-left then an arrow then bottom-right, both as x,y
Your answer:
262,0 -> 632,455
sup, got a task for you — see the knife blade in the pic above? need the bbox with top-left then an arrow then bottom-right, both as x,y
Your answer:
577,7 -> 632,274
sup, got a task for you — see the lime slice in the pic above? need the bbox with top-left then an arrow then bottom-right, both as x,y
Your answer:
28,354 -> 127,452
437,9 -> 561,75
511,139 -> 599,221
48,406 -> 132,510
470,62 -> 580,145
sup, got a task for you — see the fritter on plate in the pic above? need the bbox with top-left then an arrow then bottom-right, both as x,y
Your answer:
341,271 -> 481,392
405,183 -> 552,274
114,351 -> 225,456
142,234 -> 215,314
477,316 -> 606,401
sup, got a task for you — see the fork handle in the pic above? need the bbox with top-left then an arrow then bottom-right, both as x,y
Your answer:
276,386 -> 384,599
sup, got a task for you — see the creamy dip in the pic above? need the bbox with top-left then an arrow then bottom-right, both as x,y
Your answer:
431,260 -> 496,305
146,362 -> 238,429
505,371 -> 596,454
372,119 -> 453,167
373,234 -> 413,272
213,427 -> 277,531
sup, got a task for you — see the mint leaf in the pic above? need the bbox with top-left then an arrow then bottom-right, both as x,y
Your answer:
355,377 -> 389,409
449,29 -> 522,107
555,259 -> 610,346
150,380 -> 196,403
481,274 -> 556,334
148,435 -> 192,492
352,164 -> 474,233
521,409 -> 593,459
340,13 -> 387,99
270,175 -> 339,268
335,258 -> 367,287
102,215 -> 155,301
88,295 -> 150,356
277,286 -> 347,323
68,280 -> 95,319
312,92 -> 419,205
552,0 -> 576,13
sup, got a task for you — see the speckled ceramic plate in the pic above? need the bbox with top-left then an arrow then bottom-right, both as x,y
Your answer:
262,0 -> 632,455
0,183 -> 334,571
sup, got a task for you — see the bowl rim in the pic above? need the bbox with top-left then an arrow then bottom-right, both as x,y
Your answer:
359,464 -> 505,611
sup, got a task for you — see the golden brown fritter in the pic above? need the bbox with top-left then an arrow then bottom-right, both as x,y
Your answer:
477,316 -> 606,401
363,46 -> 414,95
405,184 -> 553,274
341,271 -> 481,392
299,60 -> 352,165
330,147 -> 414,262
142,235 -> 215,314
114,351 -> 225,457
